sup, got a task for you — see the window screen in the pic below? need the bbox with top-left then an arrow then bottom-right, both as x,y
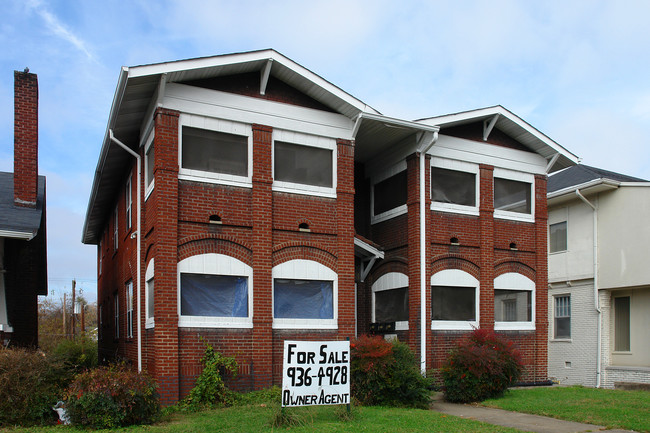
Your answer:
374,171 -> 407,215
431,286 -> 476,321
274,141 -> 333,187
432,167 -> 476,206
274,279 -> 333,319
182,127 -> 248,176
614,296 -> 630,351
495,289 -> 531,321
145,144 -> 154,187
180,274 -> 248,317
554,295 -> 571,338
494,178 -> 531,214
550,222 -> 567,253
375,287 -> 408,322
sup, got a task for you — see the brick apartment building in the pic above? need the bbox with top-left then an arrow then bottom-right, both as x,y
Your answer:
82,50 -> 578,404
0,70 -> 48,347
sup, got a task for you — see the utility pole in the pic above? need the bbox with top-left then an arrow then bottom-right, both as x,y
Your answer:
71,279 -> 76,338
81,302 -> 85,334
62,293 -> 67,338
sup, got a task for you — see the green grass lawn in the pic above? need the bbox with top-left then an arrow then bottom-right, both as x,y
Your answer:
483,385 -> 650,432
1,404 -> 520,433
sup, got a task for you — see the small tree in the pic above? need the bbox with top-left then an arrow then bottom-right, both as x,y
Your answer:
442,328 -> 524,403
182,343 -> 238,409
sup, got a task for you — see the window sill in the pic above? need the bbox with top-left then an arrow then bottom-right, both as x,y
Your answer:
431,203 -> 479,217
372,205 -> 407,225
179,317 -> 253,328
145,320 -> 154,329
550,338 -> 572,342
272,319 -> 337,330
494,322 -> 535,331
179,173 -> 252,189
272,183 -> 336,199
494,211 -> 535,223
431,321 -> 478,331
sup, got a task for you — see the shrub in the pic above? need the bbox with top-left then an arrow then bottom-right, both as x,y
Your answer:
65,365 -> 159,428
442,328 -> 524,403
51,335 -> 98,381
182,343 -> 238,409
0,348 -> 62,426
351,335 -> 431,408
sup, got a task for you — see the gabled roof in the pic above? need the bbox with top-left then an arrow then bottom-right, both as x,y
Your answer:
83,49 -> 380,244
548,164 -> 647,194
0,172 -> 46,240
416,105 -> 579,173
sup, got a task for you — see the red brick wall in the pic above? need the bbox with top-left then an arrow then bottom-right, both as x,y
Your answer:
14,71 -> 38,207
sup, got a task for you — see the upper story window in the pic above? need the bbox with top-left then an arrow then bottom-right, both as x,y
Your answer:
272,259 -> 337,330
273,130 -> 336,198
493,168 -> 534,222
549,221 -> 567,253
144,129 -> 155,197
431,269 -> 479,331
371,161 -> 407,224
494,272 -> 535,331
372,272 -> 409,331
178,115 -> 252,187
178,253 -> 253,328
431,158 -> 479,216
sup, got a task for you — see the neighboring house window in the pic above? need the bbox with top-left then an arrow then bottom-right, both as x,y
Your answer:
272,259 -> 337,329
114,293 -> 119,339
614,296 -> 631,352
145,259 -> 154,328
372,272 -> 409,331
549,221 -> 567,253
431,159 -> 479,215
144,130 -> 154,195
371,161 -> 408,223
494,273 -> 535,330
431,269 -> 480,330
178,254 -> 253,328
272,129 -> 336,197
493,169 -> 534,222
126,280 -> 134,338
554,295 -> 571,339
113,207 -> 118,251
125,174 -> 132,231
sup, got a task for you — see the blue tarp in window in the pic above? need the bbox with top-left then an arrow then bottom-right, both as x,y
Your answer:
274,279 -> 333,319
181,273 -> 248,317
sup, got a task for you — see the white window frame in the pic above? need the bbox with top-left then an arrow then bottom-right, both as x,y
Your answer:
114,292 -> 119,339
371,160 -> 408,224
144,129 -> 155,200
125,173 -> 132,231
549,221 -> 568,254
371,272 -> 409,331
494,272 -> 535,331
430,158 -> 480,216
113,207 -> 118,251
126,280 -> 134,338
177,253 -> 253,328
431,269 -> 480,330
493,168 -> 535,223
145,259 -> 155,329
553,294 -> 571,340
272,259 -> 337,329
272,129 -> 337,198
178,114 -> 253,188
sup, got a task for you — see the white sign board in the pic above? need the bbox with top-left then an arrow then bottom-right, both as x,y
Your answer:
281,340 -> 350,407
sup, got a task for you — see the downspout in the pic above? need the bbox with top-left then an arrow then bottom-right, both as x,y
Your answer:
109,130 -> 143,372
575,189 -> 601,387
419,131 -> 438,374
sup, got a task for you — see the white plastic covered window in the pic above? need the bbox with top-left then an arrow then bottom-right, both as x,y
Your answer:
372,272 -> 409,331
431,269 -> 479,330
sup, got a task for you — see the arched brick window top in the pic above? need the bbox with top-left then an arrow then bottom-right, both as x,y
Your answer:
272,259 -> 337,330
371,272 -> 409,331
431,269 -> 480,331
494,272 -> 535,331
177,253 -> 253,329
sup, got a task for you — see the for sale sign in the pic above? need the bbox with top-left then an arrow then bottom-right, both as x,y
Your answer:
281,340 -> 350,407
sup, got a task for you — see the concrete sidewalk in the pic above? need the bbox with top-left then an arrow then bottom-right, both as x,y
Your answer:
430,393 -> 636,433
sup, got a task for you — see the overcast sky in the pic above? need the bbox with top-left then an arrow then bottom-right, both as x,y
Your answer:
2,0 -> 650,303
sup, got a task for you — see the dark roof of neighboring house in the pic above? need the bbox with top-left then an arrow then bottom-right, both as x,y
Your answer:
0,171 -> 46,239
547,164 -> 647,193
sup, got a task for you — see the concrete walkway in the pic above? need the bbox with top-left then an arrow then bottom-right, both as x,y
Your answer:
430,394 -> 636,433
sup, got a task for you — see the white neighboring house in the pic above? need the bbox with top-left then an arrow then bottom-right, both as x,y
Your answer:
547,165 -> 650,388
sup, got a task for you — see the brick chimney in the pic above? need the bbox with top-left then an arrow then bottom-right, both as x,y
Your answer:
14,70 -> 39,208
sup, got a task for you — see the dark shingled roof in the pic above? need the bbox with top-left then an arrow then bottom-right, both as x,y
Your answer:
0,171 -> 46,238
548,165 -> 647,193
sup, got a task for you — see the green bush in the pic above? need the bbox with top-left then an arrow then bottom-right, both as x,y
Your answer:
351,335 -> 431,408
0,348 -> 63,426
65,365 -> 159,428
182,343 -> 238,409
52,335 -> 98,380
442,328 -> 524,403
